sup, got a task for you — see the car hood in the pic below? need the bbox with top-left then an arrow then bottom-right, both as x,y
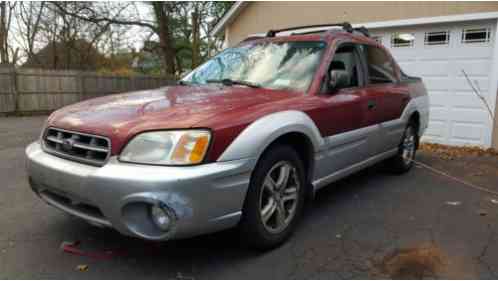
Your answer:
47,85 -> 296,154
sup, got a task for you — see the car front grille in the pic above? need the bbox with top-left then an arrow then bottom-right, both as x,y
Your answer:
43,127 -> 111,166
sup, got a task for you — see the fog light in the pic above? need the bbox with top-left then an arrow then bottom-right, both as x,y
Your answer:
150,204 -> 172,231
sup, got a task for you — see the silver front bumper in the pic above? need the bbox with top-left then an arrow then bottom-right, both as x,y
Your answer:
26,141 -> 256,240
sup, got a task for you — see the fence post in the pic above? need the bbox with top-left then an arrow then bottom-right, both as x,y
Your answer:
77,72 -> 86,101
9,65 -> 19,114
131,75 -> 137,91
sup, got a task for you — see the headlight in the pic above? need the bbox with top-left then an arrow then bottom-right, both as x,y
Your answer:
39,118 -> 49,141
119,130 -> 211,165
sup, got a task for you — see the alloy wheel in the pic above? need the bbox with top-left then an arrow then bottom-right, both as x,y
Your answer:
402,127 -> 416,165
259,161 -> 301,234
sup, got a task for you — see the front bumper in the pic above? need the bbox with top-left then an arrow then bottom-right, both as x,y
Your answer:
26,141 -> 256,240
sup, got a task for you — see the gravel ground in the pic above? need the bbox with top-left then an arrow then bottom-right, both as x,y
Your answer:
1,116 -> 498,279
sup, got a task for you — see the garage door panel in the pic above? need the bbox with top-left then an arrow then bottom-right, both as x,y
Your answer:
451,122 -> 484,142
450,93 -> 491,109
423,78 -> 453,91
450,108 -> 491,123
450,139 -> 483,146
449,47 -> 494,59
429,105 -> 449,120
424,120 -> 447,139
417,61 -> 450,76
452,60 -> 492,76
452,77 -> 489,91
416,51 -> 455,60
429,94 -> 451,107
397,61 -> 418,75
424,124 -> 449,144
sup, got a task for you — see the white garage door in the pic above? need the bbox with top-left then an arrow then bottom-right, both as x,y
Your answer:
371,20 -> 496,147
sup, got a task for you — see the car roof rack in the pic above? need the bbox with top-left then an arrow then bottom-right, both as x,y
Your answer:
265,22 -> 370,38
353,26 -> 370,37
266,22 -> 354,37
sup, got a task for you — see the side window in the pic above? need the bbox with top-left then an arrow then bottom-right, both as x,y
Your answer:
362,45 -> 397,84
327,44 -> 362,89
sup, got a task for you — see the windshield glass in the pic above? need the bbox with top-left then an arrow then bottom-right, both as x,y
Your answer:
181,41 -> 327,92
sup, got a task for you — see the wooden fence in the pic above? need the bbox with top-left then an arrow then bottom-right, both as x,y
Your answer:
0,65 -> 175,115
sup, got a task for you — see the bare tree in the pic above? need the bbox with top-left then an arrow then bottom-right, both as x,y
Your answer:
151,2 -> 177,75
12,1 -> 233,73
16,2 -> 46,63
15,2 -> 120,70
0,1 -> 18,64
52,2 -> 178,75
51,1 -> 231,75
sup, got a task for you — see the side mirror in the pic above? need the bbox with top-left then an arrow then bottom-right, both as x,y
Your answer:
328,69 -> 350,90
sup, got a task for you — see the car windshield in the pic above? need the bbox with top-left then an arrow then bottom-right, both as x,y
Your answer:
181,41 -> 327,92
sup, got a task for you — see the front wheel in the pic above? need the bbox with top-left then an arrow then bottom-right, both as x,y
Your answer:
239,145 -> 306,250
387,123 -> 418,174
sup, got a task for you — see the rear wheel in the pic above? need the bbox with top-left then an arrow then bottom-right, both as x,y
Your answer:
239,145 -> 306,250
387,123 -> 418,174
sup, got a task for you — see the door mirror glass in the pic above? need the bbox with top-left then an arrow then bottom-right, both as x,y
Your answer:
329,69 -> 350,90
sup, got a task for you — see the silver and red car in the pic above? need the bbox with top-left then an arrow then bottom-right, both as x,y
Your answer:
26,23 -> 429,249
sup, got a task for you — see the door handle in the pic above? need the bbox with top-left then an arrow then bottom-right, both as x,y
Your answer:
367,100 -> 376,110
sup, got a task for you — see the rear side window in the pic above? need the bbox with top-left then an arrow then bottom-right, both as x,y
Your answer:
361,45 -> 397,84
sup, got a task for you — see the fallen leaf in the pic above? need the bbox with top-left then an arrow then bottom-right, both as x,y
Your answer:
419,143 -> 498,159
446,201 -> 461,206
76,264 -> 88,272
491,199 -> 498,205
471,171 -> 484,177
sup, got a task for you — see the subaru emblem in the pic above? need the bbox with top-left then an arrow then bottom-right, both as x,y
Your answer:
62,138 -> 75,151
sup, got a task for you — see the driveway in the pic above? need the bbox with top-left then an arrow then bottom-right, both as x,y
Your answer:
1,116 -> 498,279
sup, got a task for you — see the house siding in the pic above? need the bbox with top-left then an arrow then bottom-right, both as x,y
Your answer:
494,89 -> 498,149
226,1 -> 498,46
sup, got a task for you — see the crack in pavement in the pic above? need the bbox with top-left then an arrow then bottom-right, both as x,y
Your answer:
474,223 -> 498,278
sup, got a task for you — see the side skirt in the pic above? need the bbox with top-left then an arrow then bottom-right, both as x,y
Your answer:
312,148 -> 398,190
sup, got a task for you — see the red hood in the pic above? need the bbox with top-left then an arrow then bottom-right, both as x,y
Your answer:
48,85 -> 296,154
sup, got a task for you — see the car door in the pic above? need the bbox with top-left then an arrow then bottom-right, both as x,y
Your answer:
360,44 -> 410,154
308,42 -> 379,181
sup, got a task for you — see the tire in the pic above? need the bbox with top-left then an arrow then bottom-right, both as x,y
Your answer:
239,145 -> 307,250
387,122 -> 418,174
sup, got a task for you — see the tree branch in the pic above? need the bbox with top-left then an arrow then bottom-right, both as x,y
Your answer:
462,69 -> 495,121
52,2 -> 158,33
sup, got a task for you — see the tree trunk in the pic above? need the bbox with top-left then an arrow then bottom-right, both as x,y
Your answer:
152,2 -> 176,76
175,54 -> 183,75
0,2 -> 8,63
191,7 -> 200,68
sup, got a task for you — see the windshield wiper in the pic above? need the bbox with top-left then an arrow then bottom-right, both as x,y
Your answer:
206,79 -> 261,88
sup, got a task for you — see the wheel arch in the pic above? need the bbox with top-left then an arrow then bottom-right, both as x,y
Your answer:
217,111 -> 323,200
217,110 -> 324,164
261,131 -> 315,184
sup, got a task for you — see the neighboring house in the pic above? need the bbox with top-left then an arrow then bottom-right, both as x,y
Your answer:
211,1 -> 498,149
23,39 -> 106,71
